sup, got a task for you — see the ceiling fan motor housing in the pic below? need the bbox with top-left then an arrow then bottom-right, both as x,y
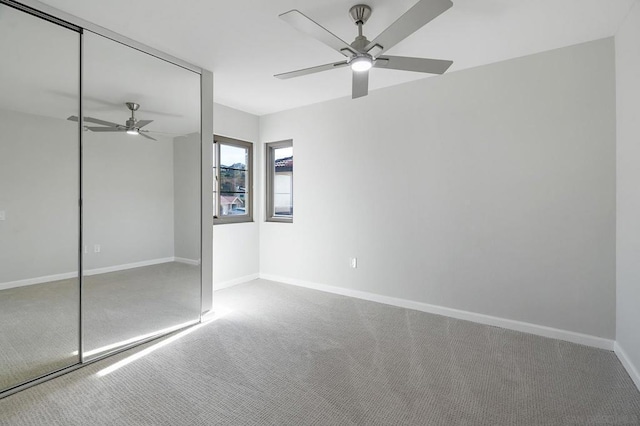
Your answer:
351,35 -> 371,53
125,102 -> 140,129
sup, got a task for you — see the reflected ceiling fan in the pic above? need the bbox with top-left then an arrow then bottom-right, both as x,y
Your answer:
275,0 -> 454,99
68,102 -> 157,141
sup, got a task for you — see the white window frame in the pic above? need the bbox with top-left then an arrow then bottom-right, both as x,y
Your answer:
266,139 -> 293,223
213,135 -> 253,225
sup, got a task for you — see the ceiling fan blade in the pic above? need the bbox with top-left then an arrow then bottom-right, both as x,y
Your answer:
67,115 -> 79,122
352,70 -> 369,99
86,126 -> 123,132
136,119 -> 153,128
375,56 -> 452,74
139,132 -> 157,141
365,0 -> 453,56
83,116 -> 123,127
280,10 -> 357,57
275,61 -> 349,79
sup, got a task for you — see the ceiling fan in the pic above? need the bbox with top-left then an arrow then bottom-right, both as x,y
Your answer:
275,0 -> 454,99
68,102 -> 157,140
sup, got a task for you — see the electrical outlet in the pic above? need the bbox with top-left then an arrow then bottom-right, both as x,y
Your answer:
350,257 -> 357,269
94,244 -> 101,253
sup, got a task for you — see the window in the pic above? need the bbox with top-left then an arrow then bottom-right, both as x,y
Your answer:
213,135 -> 253,224
266,140 -> 293,222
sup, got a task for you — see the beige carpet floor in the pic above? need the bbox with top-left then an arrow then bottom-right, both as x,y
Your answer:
1,279 -> 639,425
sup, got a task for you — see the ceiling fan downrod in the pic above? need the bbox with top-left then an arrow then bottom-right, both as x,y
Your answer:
349,4 -> 371,42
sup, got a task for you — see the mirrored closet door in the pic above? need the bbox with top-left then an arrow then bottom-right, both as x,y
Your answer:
0,1 -> 203,396
81,31 -> 202,360
0,3 -> 81,391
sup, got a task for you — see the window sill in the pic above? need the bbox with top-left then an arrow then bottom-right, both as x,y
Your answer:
266,217 -> 293,224
213,217 -> 254,225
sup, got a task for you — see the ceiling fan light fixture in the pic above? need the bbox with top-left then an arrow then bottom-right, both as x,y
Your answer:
350,55 -> 373,72
126,128 -> 139,135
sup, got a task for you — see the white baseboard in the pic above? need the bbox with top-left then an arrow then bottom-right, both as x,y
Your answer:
0,257 -> 195,290
259,274 -> 615,351
615,342 -> 640,391
215,273 -> 260,291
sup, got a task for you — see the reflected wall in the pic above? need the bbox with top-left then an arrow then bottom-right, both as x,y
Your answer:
0,3 -> 80,390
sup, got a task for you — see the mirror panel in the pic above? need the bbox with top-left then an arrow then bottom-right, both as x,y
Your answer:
81,31 -> 201,360
0,4 -> 80,391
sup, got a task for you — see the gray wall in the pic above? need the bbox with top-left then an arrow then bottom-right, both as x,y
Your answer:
0,109 -> 78,282
615,1 -> 640,384
259,38 -> 617,339
212,103 -> 260,287
174,132 -> 201,262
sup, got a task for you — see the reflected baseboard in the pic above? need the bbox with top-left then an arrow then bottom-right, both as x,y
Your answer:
174,257 -> 201,266
0,256 -> 201,291
0,272 -> 79,291
83,257 -> 175,277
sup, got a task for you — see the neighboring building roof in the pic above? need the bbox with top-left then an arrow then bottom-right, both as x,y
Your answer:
275,156 -> 293,173
220,196 -> 244,206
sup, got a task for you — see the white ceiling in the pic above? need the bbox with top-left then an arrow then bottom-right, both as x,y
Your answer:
31,0 -> 640,115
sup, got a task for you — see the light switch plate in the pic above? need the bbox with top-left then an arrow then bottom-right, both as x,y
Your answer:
0,210 -> 5,221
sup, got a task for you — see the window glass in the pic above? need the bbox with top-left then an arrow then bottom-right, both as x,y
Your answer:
214,136 -> 252,223
266,140 -> 293,222
273,147 -> 293,217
